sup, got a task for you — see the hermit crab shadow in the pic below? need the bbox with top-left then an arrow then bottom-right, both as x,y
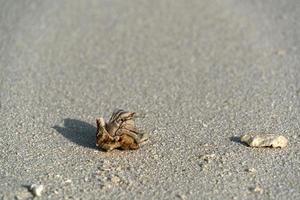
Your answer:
53,118 -> 97,149
230,136 -> 247,146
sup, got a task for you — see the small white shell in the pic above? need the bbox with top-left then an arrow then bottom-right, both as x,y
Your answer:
241,133 -> 288,148
30,184 -> 44,197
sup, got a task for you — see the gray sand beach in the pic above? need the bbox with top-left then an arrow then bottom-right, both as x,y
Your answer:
1,0 -> 299,199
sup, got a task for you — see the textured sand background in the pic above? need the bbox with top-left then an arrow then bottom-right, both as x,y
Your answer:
1,0 -> 299,199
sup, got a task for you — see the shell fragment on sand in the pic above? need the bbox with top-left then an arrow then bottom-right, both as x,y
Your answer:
29,184 -> 44,197
240,133 -> 288,148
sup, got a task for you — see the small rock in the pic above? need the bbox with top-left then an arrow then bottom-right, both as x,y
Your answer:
55,174 -> 61,178
176,193 -> 187,200
240,133 -> 288,148
199,154 -> 216,162
65,179 -> 72,184
199,163 -> 208,171
246,168 -> 257,173
102,183 -> 112,189
30,184 -> 44,197
110,175 -> 121,184
251,185 -> 263,194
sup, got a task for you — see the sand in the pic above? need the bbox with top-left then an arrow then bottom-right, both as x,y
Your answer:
1,0 -> 299,199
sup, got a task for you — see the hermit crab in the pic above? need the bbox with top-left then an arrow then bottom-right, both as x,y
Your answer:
96,109 -> 149,151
